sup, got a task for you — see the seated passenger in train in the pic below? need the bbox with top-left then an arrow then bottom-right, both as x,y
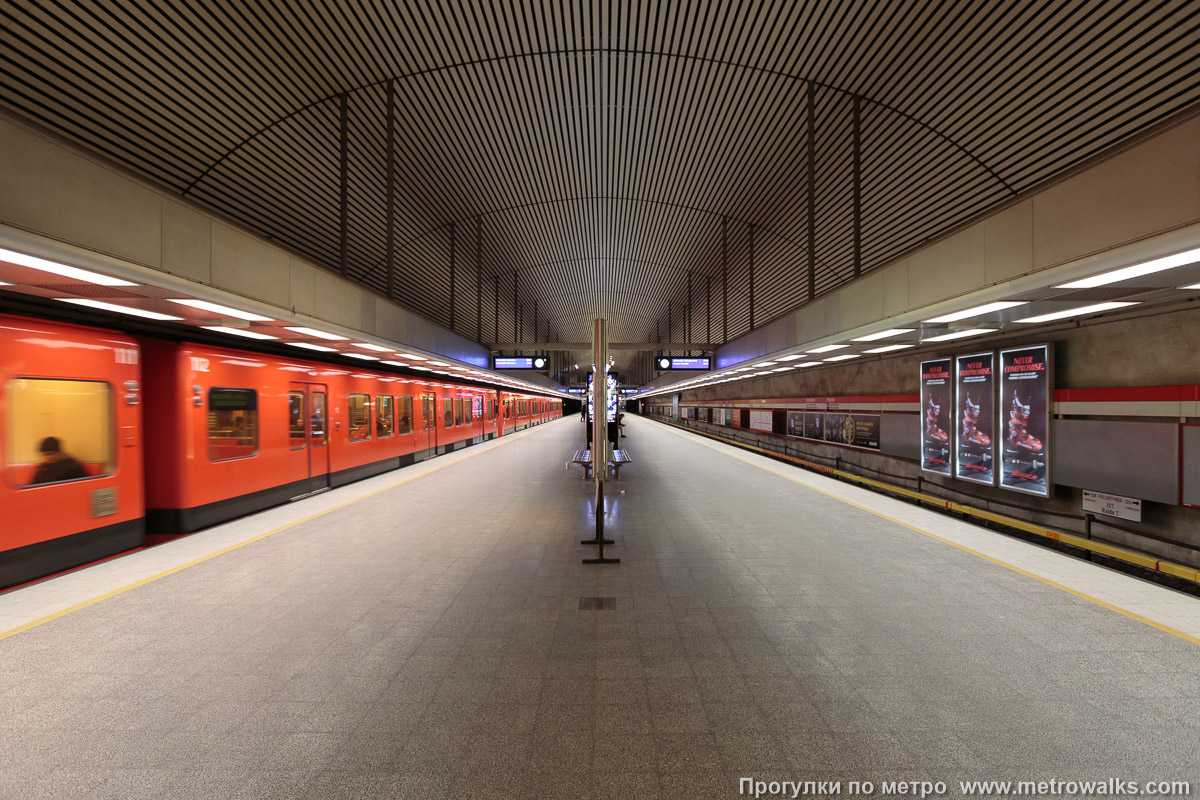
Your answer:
31,437 -> 87,485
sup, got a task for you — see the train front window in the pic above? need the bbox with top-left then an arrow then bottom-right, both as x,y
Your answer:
376,395 -> 395,438
349,394 -> 371,441
207,387 -> 258,461
6,378 -> 114,488
311,392 -> 328,446
288,391 -> 305,449
396,396 -> 413,434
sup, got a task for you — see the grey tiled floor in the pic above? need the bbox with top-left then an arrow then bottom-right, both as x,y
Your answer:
2,416 -> 1198,799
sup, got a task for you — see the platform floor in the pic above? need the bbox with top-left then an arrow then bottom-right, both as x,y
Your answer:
2,415 -> 1198,799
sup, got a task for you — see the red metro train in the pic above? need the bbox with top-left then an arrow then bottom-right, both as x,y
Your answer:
0,313 -> 562,590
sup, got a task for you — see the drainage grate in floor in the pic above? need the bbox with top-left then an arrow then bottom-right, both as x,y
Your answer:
579,597 -> 616,610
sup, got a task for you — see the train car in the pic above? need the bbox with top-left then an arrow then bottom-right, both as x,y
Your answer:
0,314 -> 144,588
141,340 -> 502,534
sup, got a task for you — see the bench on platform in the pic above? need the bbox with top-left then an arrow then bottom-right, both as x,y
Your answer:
568,449 -> 592,479
608,449 -> 633,479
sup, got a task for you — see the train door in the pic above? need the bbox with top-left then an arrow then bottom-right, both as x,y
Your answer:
288,382 -> 331,497
419,391 -> 437,453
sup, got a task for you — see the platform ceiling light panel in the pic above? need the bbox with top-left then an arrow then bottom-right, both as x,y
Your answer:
1015,301 -> 1138,323
796,361 -> 821,367
851,328 -> 914,342
807,344 -> 848,353
864,343 -> 915,353
286,342 -> 338,352
345,353 -> 379,360
351,342 -> 392,352
754,361 -> 777,367
201,326 -> 278,340
823,354 -> 861,362
400,354 -> 429,361
410,366 -> 432,371
58,298 -> 184,321
0,247 -> 137,287
776,354 -> 807,361
167,299 -> 273,322
924,328 -> 998,342
925,302 -> 1025,323
1058,247 -> 1200,288
285,326 -> 347,341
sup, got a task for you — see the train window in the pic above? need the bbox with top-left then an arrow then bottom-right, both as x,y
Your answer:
422,395 -> 435,430
487,398 -> 494,420
454,397 -> 463,426
208,387 -> 258,461
288,391 -> 305,449
311,392 -> 328,446
348,393 -> 371,441
6,378 -> 114,487
376,395 -> 395,438
396,396 -> 413,434
444,398 -> 453,428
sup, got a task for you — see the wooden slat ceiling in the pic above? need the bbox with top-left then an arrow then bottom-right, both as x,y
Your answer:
3,1 -> 1199,382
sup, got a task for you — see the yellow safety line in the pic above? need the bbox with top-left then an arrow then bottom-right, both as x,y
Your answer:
652,420 -> 1200,648
0,419 -> 565,642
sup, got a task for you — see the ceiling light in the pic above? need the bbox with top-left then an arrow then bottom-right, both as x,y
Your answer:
410,366 -> 432,371
1058,247 -> 1200,288
851,328 -> 914,342
202,326 -> 278,340
823,354 -> 861,362
754,361 -> 777,367
286,342 -> 338,352
925,302 -> 1025,323
345,353 -> 379,361
736,367 -> 756,372
0,281 -> 10,286
864,344 -> 915,354
168,299 -> 273,321
771,367 -> 793,372
0,247 -> 137,286
400,354 -> 428,361
428,361 -> 450,367
352,342 -> 392,352
923,328 -> 998,342
796,362 -> 820,368
807,344 -> 848,353
285,326 -> 347,341
776,354 -> 806,361
1014,301 -> 1138,323
57,298 -> 184,321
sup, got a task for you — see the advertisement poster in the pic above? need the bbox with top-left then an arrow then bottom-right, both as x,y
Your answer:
999,344 -> 1051,496
786,411 -> 804,437
724,408 -> 735,427
804,413 -> 824,441
824,412 -> 881,450
921,358 -> 953,475
749,409 -> 773,432
954,352 -> 995,485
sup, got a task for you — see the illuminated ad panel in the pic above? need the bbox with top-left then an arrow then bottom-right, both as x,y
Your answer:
804,413 -> 823,440
749,409 -> 773,432
786,410 -> 804,437
999,344 -> 1052,496
921,358 -> 953,476
824,413 -> 881,450
954,352 -> 995,485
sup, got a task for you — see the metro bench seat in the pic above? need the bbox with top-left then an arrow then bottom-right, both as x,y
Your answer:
608,449 -> 633,479
569,449 -> 592,479
567,448 -> 633,479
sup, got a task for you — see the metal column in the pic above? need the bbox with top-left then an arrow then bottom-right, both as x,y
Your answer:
584,317 -> 617,562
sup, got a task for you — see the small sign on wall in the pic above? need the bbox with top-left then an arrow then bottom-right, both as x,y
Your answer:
1082,490 -> 1141,522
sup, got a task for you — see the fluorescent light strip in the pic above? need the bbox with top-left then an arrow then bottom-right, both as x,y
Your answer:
345,353 -> 379,361
923,328 -> 997,342
807,344 -> 848,353
796,362 -> 820,368
771,367 -> 793,372
925,301 -> 1025,323
822,354 -> 861,362
398,354 -> 428,361
56,298 -> 183,321
776,354 -> 806,361
168,299 -> 273,321
428,361 -> 450,367
753,361 -> 777,367
0,247 -> 137,287
864,344 -> 915,354
202,326 -> 278,340
284,327 -> 348,341
410,366 -> 432,371
350,342 -> 391,352
286,342 -> 337,352
851,328 -> 914,342
1058,247 -> 1200,289
1014,301 -> 1138,324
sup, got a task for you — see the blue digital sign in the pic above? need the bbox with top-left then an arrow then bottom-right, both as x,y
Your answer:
493,356 -> 547,370
657,356 -> 710,370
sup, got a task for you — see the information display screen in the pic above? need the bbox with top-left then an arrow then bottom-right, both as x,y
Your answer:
999,344 -> 1051,496
493,357 -> 534,369
955,352 -> 995,485
921,358 -> 953,476
586,372 -> 619,423
668,357 -> 711,370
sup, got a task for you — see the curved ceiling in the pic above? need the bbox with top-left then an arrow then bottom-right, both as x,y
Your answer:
3,1 -> 1199,382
